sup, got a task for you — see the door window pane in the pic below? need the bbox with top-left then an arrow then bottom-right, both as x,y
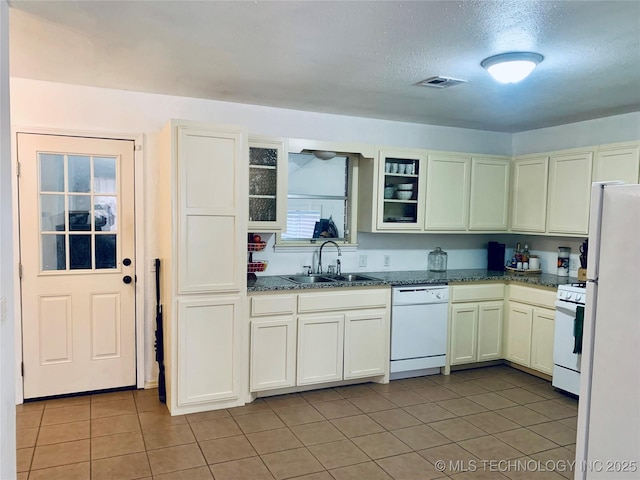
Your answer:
250,147 -> 277,167
68,155 -> 91,193
69,195 -> 91,231
94,157 -> 116,194
69,235 -> 92,269
40,194 -> 65,232
95,235 -> 117,269
39,154 -> 64,192
94,196 -> 117,231
42,234 -> 66,271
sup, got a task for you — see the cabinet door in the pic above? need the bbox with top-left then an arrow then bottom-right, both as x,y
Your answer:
297,314 -> 344,385
248,137 -> 287,232
547,152 -> 594,235
469,157 -> 510,231
425,154 -> 471,230
505,302 -> 532,367
531,308 -> 555,375
250,316 -> 296,391
450,304 -> 478,365
344,309 -> 387,379
477,302 -> 503,361
511,156 -> 549,232
177,126 -> 246,293
376,150 -> 426,231
593,145 -> 640,184
177,296 -> 241,406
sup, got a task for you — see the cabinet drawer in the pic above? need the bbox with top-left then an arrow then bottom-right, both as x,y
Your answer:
298,288 -> 389,313
509,284 -> 556,309
250,294 -> 297,316
451,283 -> 505,303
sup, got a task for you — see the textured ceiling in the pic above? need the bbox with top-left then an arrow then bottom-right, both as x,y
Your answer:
8,0 -> 640,133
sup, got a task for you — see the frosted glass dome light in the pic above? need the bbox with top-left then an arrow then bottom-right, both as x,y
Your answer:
481,52 -> 544,84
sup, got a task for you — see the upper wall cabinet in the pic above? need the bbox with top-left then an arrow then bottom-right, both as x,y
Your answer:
248,137 -> 287,232
511,156 -> 549,233
469,156 -> 510,231
546,151 -> 593,235
593,143 -> 640,184
424,153 -> 471,231
358,148 -> 427,232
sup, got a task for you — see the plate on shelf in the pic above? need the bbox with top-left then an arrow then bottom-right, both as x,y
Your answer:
505,266 -> 542,275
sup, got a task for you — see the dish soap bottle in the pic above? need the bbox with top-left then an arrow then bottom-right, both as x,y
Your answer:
428,247 -> 448,272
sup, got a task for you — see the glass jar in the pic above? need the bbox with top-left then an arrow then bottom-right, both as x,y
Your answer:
428,247 -> 448,272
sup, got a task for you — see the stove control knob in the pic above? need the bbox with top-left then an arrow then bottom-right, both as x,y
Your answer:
575,294 -> 584,303
436,293 -> 443,299
566,293 -> 574,300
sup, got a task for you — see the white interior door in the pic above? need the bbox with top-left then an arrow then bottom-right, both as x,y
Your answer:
18,133 -> 136,398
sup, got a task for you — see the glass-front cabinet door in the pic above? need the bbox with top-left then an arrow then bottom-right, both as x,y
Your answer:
248,137 -> 287,232
376,149 -> 426,230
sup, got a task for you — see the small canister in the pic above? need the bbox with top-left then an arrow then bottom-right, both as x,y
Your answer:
557,247 -> 570,277
428,247 -> 448,272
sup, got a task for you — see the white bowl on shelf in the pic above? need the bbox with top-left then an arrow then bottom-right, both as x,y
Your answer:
396,190 -> 413,200
396,183 -> 413,190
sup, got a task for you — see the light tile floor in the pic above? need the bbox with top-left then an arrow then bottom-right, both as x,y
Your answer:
15,365 -> 579,479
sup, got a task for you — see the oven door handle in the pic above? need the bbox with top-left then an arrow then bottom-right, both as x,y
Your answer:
555,300 -> 580,313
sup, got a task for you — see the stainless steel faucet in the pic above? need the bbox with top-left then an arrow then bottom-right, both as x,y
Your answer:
318,240 -> 342,274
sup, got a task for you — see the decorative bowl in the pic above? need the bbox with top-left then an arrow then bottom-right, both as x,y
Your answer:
396,183 -> 413,191
396,190 -> 413,200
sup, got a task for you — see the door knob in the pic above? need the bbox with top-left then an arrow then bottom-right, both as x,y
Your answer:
123,258 -> 132,266
123,275 -> 133,284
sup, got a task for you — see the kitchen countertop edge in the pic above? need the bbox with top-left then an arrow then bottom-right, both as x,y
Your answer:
247,269 -> 578,292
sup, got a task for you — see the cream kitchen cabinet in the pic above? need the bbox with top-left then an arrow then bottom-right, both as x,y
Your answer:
546,151 -> 593,235
530,307 -> 555,375
504,284 -> 556,375
511,156 -> 549,233
249,287 -> 390,393
248,136 -> 287,232
469,156 -> 510,231
358,148 -> 427,232
249,293 -> 297,392
593,143 -> 640,184
297,313 -> 345,385
449,284 -> 505,366
425,153 -> 471,231
159,120 -> 248,415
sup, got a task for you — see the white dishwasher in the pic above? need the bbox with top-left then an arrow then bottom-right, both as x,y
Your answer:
390,285 -> 449,380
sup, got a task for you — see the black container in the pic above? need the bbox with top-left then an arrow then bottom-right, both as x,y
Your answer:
487,241 -> 506,271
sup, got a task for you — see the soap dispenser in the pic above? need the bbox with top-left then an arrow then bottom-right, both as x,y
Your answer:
428,247 -> 448,272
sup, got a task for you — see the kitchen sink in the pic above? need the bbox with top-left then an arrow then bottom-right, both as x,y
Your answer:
329,274 -> 380,282
282,275 -> 336,284
282,273 -> 382,284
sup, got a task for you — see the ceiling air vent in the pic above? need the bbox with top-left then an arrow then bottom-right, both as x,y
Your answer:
417,76 -> 467,89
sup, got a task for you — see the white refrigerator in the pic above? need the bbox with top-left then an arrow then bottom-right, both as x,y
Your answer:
575,182 -> 640,479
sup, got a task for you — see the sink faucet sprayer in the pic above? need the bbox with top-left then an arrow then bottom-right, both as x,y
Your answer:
318,240 -> 342,275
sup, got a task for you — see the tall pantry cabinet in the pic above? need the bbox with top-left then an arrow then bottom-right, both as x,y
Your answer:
159,120 -> 248,415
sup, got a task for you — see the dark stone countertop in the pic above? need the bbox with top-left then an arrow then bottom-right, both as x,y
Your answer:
247,269 -> 579,292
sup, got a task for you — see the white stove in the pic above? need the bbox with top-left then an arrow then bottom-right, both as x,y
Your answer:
553,283 -> 587,395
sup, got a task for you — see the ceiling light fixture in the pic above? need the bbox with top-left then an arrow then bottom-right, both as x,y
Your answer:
481,52 -> 544,84
312,151 -> 337,160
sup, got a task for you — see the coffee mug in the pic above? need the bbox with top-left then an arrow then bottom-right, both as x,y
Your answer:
390,163 -> 398,174
397,164 -> 406,174
385,162 -> 391,173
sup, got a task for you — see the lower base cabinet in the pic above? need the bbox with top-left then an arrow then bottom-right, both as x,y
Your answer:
530,308 -> 555,375
505,285 -> 556,375
297,313 -> 344,385
249,288 -> 390,393
449,284 -> 504,366
250,316 -> 296,391
177,296 -> 242,408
